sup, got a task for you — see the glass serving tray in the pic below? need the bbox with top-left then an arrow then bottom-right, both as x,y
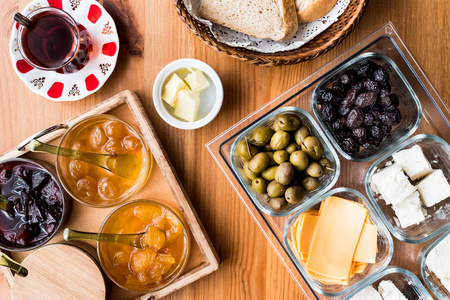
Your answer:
206,22 -> 450,299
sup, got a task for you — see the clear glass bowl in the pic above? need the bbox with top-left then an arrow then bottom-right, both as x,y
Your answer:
365,134 -> 450,244
344,266 -> 433,300
230,106 -> 340,217
311,52 -> 422,162
283,187 -> 393,297
419,229 -> 450,300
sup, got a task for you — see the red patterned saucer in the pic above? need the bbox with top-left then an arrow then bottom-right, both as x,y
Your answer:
9,0 -> 119,101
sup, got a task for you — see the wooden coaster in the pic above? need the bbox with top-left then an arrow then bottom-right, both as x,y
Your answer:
12,244 -> 106,300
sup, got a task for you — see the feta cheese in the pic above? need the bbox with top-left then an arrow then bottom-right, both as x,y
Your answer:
185,69 -> 210,93
162,73 -> 188,107
350,285 -> 383,300
371,164 -> 416,205
378,280 -> 408,300
426,234 -> 450,292
392,145 -> 432,180
392,191 -> 425,228
174,89 -> 200,122
416,169 -> 450,207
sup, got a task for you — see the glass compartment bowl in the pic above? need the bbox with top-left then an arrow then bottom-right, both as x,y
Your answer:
311,52 -> 422,162
344,266 -> 433,300
365,134 -> 450,244
97,199 -> 191,292
283,187 -> 393,297
56,115 -> 153,208
230,106 -> 340,217
419,229 -> 450,299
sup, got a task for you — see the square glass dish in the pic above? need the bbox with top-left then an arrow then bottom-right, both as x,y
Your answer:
230,107 -> 340,217
206,22 -> 450,299
344,266 -> 433,300
365,134 -> 450,244
283,188 -> 393,297
311,52 -> 422,162
419,229 -> 450,300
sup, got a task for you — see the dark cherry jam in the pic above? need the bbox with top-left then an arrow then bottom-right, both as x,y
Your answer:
0,161 -> 63,248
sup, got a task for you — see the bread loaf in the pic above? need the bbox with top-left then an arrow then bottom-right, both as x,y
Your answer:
199,0 -> 298,41
295,0 -> 338,23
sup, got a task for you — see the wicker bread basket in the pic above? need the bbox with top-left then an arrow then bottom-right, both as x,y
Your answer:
174,0 -> 369,67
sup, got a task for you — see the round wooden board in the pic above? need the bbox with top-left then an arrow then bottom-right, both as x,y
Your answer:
12,244 -> 106,300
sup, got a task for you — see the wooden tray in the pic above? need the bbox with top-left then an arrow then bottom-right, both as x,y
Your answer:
0,90 -> 219,299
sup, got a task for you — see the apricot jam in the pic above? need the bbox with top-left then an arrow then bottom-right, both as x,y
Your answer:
57,115 -> 151,207
99,201 -> 190,291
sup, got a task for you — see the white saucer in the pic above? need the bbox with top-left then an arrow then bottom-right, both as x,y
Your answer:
9,0 -> 119,101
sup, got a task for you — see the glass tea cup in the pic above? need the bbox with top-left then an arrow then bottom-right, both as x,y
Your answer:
17,7 -> 93,74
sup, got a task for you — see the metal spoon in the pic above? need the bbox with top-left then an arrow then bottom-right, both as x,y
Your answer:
29,139 -> 142,180
13,12 -> 47,37
63,228 -> 147,249
0,253 -> 28,277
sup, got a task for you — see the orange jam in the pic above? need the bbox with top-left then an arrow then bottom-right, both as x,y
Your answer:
57,115 -> 151,207
99,201 -> 190,290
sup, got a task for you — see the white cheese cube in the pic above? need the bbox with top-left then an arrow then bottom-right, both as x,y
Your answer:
392,192 -> 425,228
427,235 -> 450,292
350,285 -> 383,300
392,145 -> 433,180
162,73 -> 188,107
378,280 -> 408,300
174,89 -> 200,122
371,164 -> 416,205
185,69 -> 210,93
416,169 -> 450,207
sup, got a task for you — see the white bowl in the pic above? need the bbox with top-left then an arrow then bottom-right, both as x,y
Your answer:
153,59 -> 223,130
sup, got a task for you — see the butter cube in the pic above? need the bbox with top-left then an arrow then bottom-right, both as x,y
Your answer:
371,164 -> 416,205
392,191 -> 425,228
185,69 -> 210,93
416,169 -> 450,207
162,73 -> 188,107
174,89 -> 200,122
392,145 -> 432,180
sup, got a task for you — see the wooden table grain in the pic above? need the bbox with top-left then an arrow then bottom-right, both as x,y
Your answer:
0,0 -> 448,299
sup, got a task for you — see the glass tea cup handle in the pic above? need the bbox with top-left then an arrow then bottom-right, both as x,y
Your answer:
17,124 -> 68,151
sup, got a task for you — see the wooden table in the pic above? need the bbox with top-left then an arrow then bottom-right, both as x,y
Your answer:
0,0 -> 448,299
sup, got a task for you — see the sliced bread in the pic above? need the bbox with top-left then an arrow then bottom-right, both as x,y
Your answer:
198,0 -> 298,41
295,0 -> 338,23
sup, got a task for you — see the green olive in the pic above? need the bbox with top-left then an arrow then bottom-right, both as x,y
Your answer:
250,127 -> 274,146
238,140 -> 260,161
301,136 -> 324,160
285,186 -> 306,204
262,166 -> 278,181
286,143 -> 301,155
319,158 -> 333,175
306,162 -> 323,178
252,178 -> 267,195
265,152 -> 277,166
269,197 -> 288,211
270,131 -> 290,150
274,114 -> 302,132
301,176 -> 320,192
248,153 -> 270,174
294,126 -> 310,146
275,162 -> 295,185
243,162 -> 258,180
262,193 -> 271,203
273,150 -> 289,164
273,122 -> 281,132
263,144 -> 273,151
267,181 -> 287,198
290,150 -> 309,172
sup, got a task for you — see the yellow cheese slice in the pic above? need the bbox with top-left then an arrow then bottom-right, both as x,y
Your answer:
309,270 -> 350,285
306,197 -> 367,279
354,262 -> 367,274
299,214 -> 319,254
353,223 -> 378,264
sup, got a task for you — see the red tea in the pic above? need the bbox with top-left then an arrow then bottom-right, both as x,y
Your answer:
21,12 -> 78,69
